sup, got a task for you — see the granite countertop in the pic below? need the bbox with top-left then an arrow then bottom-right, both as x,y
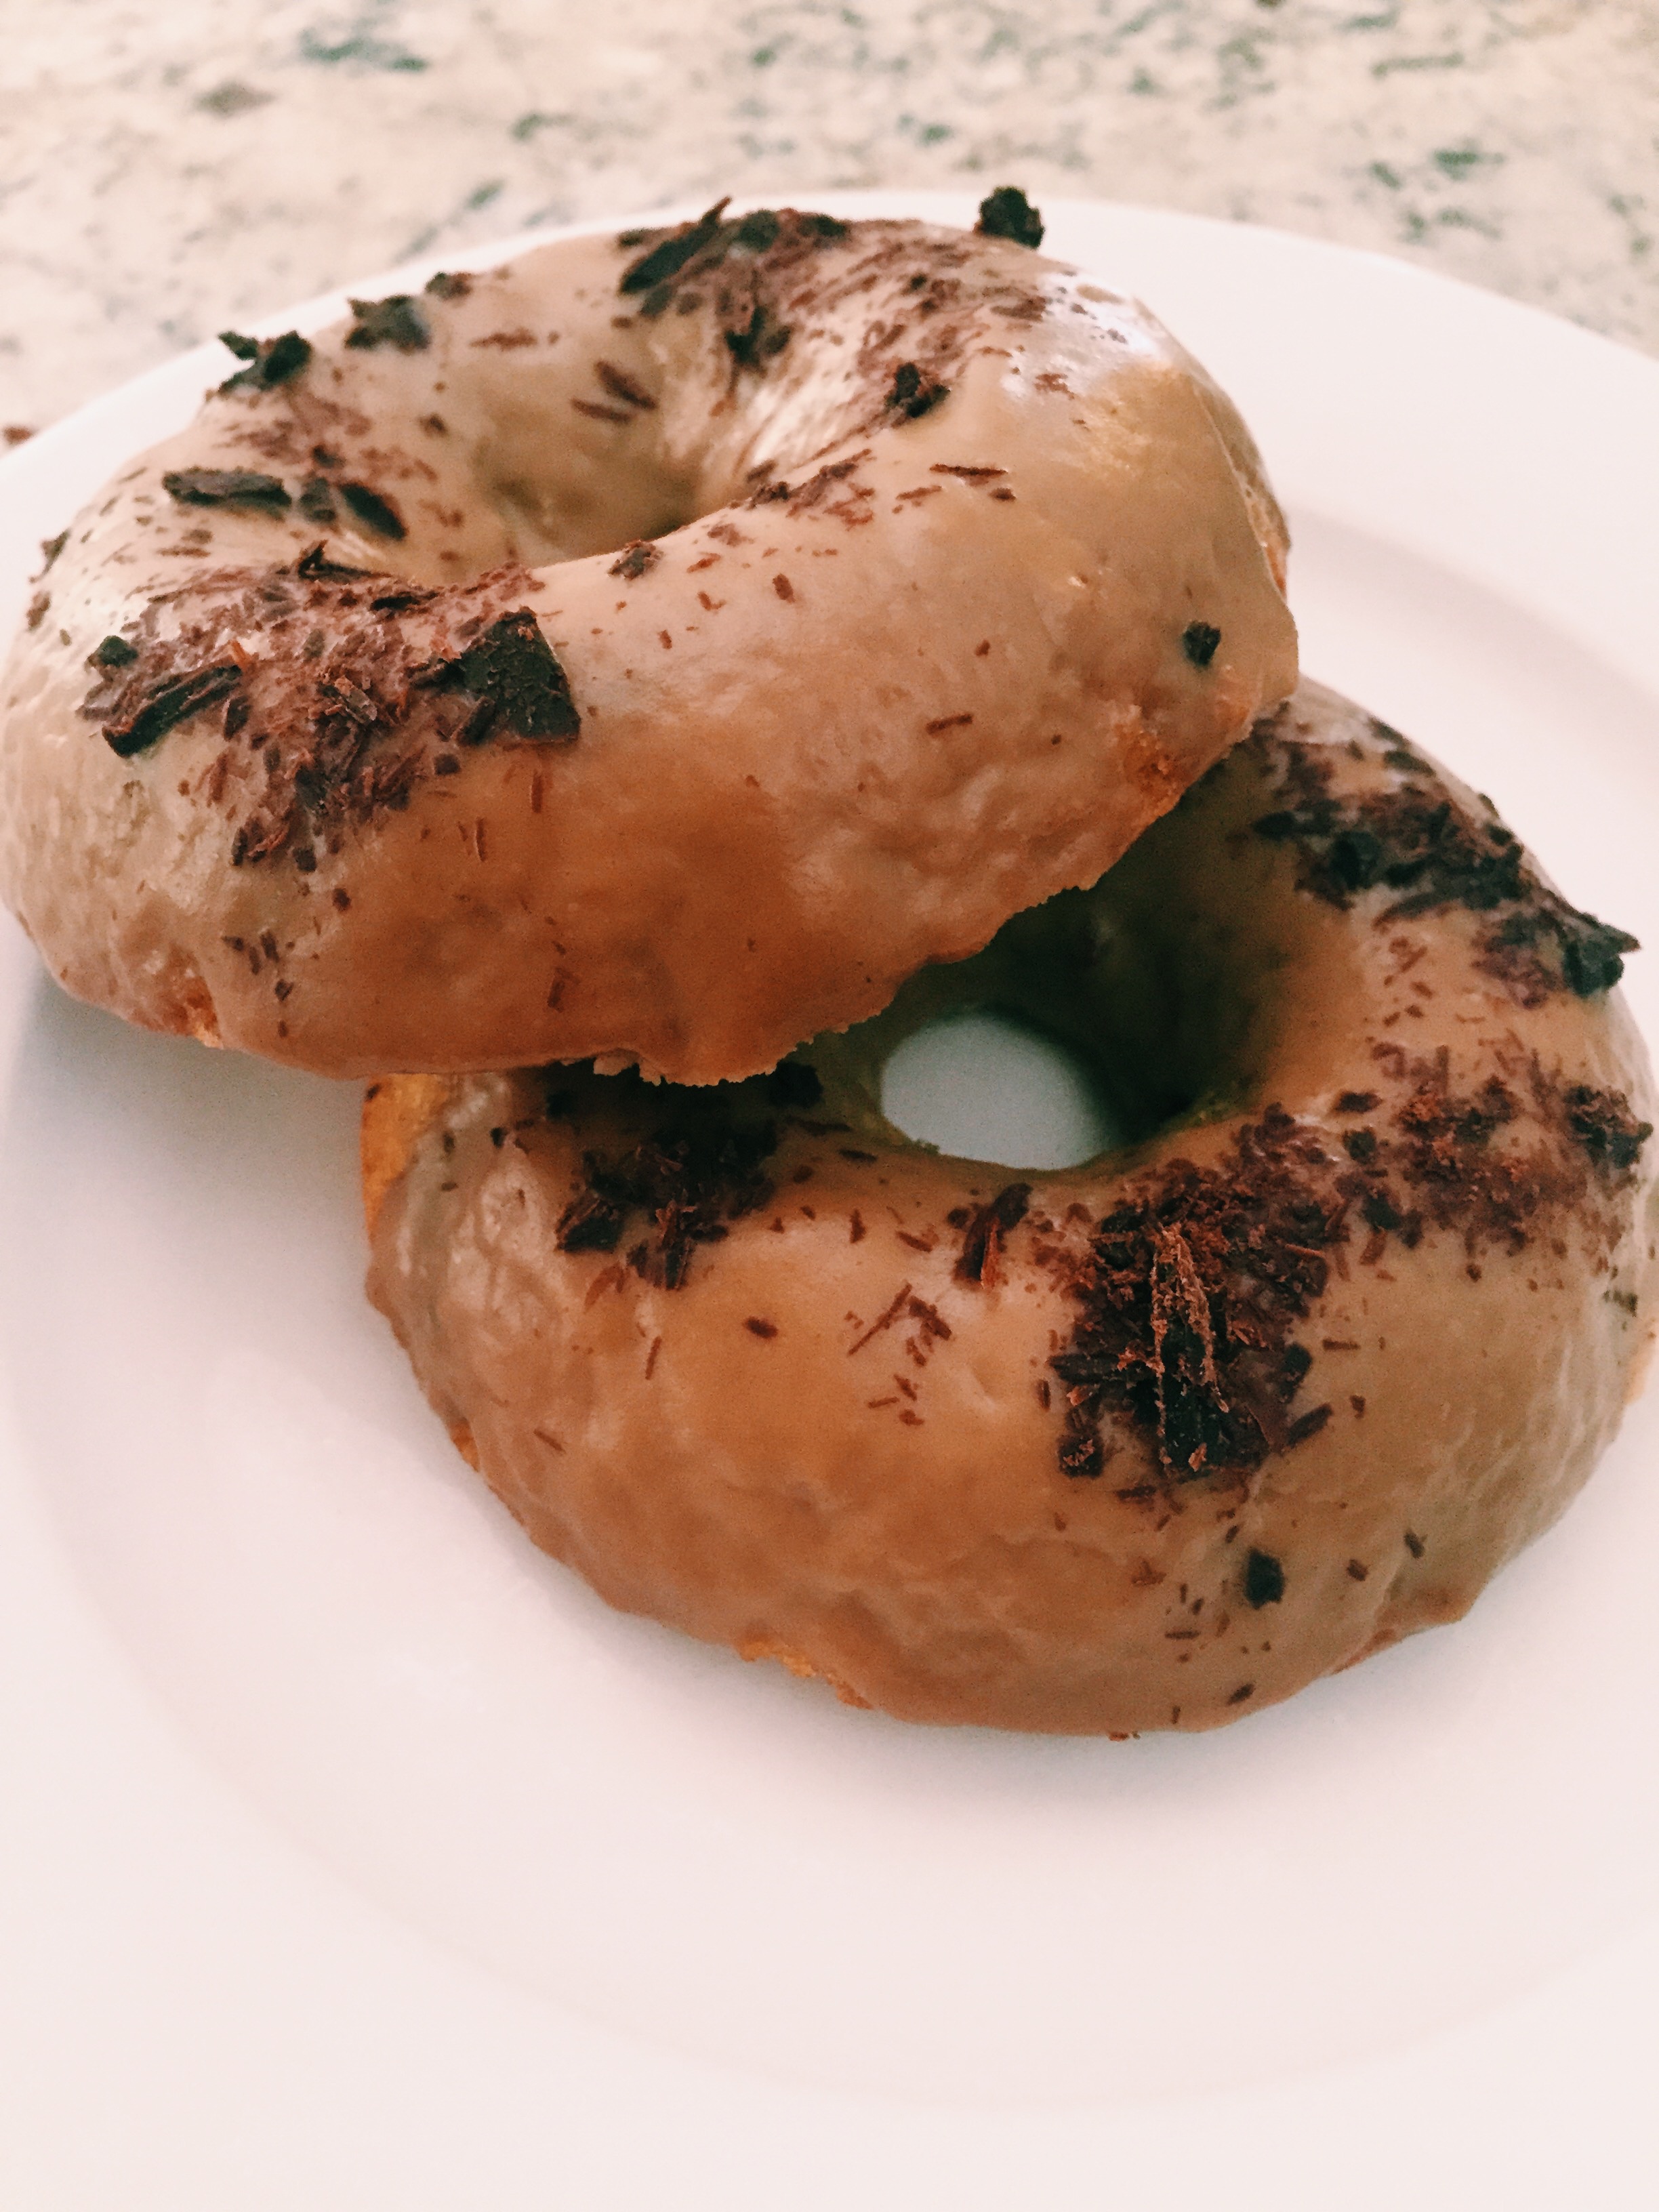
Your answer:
1,0 -> 1654,432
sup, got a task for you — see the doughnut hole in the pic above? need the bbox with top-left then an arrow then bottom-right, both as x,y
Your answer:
813,758 -> 1290,1167
880,1011 -> 1120,1170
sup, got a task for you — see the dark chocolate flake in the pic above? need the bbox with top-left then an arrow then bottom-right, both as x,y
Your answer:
163,468 -> 291,512
1243,1549 -> 1286,1607
975,186 -> 1045,249
424,270 -> 472,300
619,199 -> 731,295
87,634 -> 138,670
1182,621 -> 1221,670
346,294 -> 430,351
218,328 -> 312,391
338,482 -> 407,539
455,609 -> 580,741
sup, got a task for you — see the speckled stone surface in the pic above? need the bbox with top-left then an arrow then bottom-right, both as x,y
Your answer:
1,0 -> 1655,431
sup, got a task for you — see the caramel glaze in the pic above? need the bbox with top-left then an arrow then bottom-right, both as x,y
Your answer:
364,682 -> 1658,1733
1,207 -> 1294,1082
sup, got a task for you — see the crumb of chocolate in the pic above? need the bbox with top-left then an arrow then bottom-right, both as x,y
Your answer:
87,634 -> 138,670
773,573 -> 794,600
608,540 -> 660,581
1336,1090 -> 1379,1113
1347,1558 -> 1369,1580
1182,621 -> 1221,670
1563,1084 -> 1653,1173
163,468 -> 291,512
218,329 -> 312,392
975,186 -> 1044,248
1404,1530 -> 1426,1559
887,361 -> 949,419
744,1316 -> 779,1338
346,295 -> 430,351
424,271 -> 472,300
1227,1683 -> 1255,1704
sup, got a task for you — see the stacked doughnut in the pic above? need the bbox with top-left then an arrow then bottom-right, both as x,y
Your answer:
5,192 -> 1654,1732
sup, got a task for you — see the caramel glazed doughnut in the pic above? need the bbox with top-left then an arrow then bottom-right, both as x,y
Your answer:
0,192 -> 1295,1084
365,680 -> 1658,1736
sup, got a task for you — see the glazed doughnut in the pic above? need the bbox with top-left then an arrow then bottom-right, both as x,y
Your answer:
0,196 -> 1295,1083
363,680 -> 1658,1734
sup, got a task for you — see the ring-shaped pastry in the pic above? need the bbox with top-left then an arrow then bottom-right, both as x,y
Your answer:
363,681 -> 1658,1733
1,197 -> 1295,1082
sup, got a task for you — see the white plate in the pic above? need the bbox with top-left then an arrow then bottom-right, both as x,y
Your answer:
1,195 -> 1656,2211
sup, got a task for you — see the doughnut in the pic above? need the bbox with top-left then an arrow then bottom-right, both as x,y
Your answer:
363,679 -> 1658,1734
0,194 -> 1296,1084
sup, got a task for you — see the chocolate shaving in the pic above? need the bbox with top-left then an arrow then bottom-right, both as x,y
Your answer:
619,199 -> 731,295
87,634 -> 138,670
956,1182 -> 1031,1284
424,271 -> 472,300
105,663 -> 241,757
337,482 -> 407,540
1182,621 -> 1221,670
595,361 -> 657,409
163,468 -> 291,512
